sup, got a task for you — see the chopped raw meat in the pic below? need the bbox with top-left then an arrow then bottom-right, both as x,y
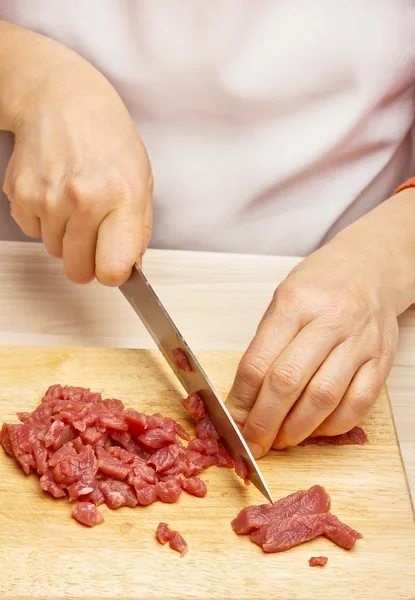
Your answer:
180,392 -> 206,421
39,469 -> 67,498
97,448 -> 132,480
182,477 -> 207,498
155,479 -> 182,503
214,442 -> 235,469
44,421 -> 76,451
196,415 -> 220,440
148,444 -> 181,472
231,486 -> 331,535
83,484 -> 105,506
187,438 -> 219,456
109,430 -> 132,448
156,522 -> 171,545
139,427 -> 176,449
99,479 -> 138,509
235,456 -> 250,485
299,426 -> 367,446
133,480 -> 157,506
251,513 -> 362,553
124,409 -> 148,435
72,502 -> 104,527
169,530 -> 188,557
1,385 -> 217,525
172,348 -> 192,374
174,422 -> 191,442
156,521 -> 188,557
309,556 -> 328,567
233,486 -> 362,555
0,423 -> 13,456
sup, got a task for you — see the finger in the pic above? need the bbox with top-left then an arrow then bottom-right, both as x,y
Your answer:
273,339 -> 367,448
95,203 -> 144,286
241,322 -> 340,458
312,358 -> 387,436
141,190 -> 153,256
226,298 -> 303,428
63,212 -> 99,284
40,188 -> 71,259
10,203 -> 41,238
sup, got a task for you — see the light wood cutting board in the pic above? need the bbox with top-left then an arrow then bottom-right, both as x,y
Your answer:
0,346 -> 414,600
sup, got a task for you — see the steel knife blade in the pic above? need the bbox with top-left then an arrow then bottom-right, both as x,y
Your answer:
120,264 -> 273,503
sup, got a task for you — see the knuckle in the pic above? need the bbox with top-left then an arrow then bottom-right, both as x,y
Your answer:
306,378 -> 339,411
245,417 -> 271,439
237,353 -> 270,391
268,362 -> 303,395
11,173 -> 35,204
66,178 -> 103,213
350,388 -> 376,417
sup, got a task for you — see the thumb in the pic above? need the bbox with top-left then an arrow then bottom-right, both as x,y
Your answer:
95,202 -> 144,286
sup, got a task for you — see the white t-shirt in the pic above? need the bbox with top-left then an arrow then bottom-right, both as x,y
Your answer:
1,0 -> 415,255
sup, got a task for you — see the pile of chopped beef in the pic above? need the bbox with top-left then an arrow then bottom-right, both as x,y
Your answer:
232,485 -> 362,553
156,521 -> 188,557
0,384 -> 249,527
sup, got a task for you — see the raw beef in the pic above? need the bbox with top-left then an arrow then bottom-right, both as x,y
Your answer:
231,485 -> 331,535
2,385 -> 239,530
309,556 -> 328,567
235,456 -> 250,486
180,392 -> 206,421
156,521 -> 188,557
250,513 -> 362,553
299,426 -> 367,446
232,486 -> 362,554
181,477 -> 207,498
72,502 -> 104,527
172,348 -> 192,374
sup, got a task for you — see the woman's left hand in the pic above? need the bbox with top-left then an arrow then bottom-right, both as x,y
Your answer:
226,190 -> 415,459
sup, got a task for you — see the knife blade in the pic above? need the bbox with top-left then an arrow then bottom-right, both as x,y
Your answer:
120,264 -> 273,503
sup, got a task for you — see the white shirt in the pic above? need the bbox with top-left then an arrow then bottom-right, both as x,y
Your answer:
1,0 -> 415,255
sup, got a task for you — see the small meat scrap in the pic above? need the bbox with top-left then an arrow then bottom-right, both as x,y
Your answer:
181,477 -> 207,498
309,556 -> 328,567
156,521 -> 188,557
232,486 -> 362,554
180,392 -> 206,421
172,348 -> 192,374
235,456 -> 250,486
299,426 -> 367,447
72,502 -> 104,527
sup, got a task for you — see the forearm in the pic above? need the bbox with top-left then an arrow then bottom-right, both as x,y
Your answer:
330,188 -> 415,315
0,20 -> 93,131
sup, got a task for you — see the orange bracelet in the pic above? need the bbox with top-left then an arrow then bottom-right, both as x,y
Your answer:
394,177 -> 415,195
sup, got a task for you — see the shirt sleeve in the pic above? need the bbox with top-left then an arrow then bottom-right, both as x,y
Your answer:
394,177 -> 415,195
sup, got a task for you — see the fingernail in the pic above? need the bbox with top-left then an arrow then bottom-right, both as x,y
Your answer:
247,442 -> 264,459
273,441 -> 287,451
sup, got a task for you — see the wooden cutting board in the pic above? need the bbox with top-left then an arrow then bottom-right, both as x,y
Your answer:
0,346 -> 414,600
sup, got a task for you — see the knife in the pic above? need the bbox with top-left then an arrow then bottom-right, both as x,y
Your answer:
120,264 -> 273,503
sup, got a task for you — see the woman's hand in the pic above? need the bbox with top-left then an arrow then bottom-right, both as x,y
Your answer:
0,21 -> 152,285
226,190 -> 415,458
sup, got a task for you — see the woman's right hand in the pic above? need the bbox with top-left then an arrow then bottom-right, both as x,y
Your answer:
0,21 -> 152,285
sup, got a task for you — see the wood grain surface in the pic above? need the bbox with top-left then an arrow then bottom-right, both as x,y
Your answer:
0,346 -> 414,600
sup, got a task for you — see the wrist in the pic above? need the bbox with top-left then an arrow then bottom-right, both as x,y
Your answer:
0,21 -> 91,131
331,189 -> 415,315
